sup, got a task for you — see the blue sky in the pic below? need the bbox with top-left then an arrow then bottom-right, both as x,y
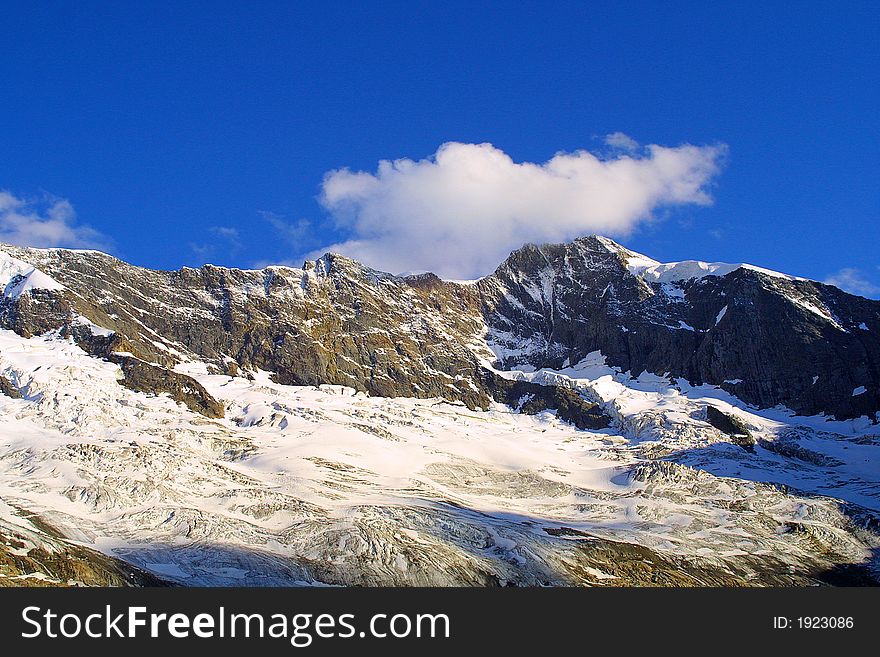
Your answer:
1,2 -> 877,292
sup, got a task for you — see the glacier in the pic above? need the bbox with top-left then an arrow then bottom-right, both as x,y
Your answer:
2,328 -> 878,586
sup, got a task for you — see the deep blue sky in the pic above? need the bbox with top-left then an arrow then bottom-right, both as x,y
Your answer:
1,2 -> 877,292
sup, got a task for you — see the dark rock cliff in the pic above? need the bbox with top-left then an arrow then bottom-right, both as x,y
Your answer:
480,236 -> 879,419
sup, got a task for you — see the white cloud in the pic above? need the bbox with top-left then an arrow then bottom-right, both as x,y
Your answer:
260,210 -> 311,244
825,268 -> 880,298
0,190 -> 108,249
315,140 -> 727,279
210,226 -> 241,241
190,225 -> 244,262
604,131 -> 640,152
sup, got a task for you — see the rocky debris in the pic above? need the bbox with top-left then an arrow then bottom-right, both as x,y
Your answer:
545,527 -> 821,586
110,354 -> 225,418
758,435 -> 846,467
706,405 -> 756,450
0,374 -> 21,399
0,512 -> 170,587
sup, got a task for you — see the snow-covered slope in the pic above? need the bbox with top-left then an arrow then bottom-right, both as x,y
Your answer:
602,237 -> 802,284
1,328 -> 878,586
1,235 -> 879,586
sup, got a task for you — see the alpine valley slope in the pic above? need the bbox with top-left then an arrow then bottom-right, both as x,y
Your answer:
0,235 -> 878,586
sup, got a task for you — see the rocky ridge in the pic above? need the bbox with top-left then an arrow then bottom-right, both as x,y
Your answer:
1,236 -> 877,424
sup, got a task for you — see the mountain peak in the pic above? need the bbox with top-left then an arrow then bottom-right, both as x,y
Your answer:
0,233 -> 878,421
572,234 -> 630,253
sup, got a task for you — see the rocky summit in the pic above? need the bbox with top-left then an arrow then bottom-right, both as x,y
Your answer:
0,236 -> 878,587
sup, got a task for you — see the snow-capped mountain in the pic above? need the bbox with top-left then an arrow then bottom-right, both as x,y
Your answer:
483,236 -> 879,419
1,236 -> 878,586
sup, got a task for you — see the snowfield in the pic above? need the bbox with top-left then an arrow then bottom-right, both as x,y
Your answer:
1,328 -> 879,586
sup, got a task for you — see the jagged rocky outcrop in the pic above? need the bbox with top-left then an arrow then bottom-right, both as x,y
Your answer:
110,355 -> 225,418
60,328 -> 225,418
479,370 -> 610,430
1,510 -> 170,587
0,248 -> 497,411
705,405 -> 755,451
0,374 -> 20,399
1,235 -> 878,422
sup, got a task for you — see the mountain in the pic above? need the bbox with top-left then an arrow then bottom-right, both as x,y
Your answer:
482,236 -> 880,419
0,236 -> 878,586
2,235 -> 878,421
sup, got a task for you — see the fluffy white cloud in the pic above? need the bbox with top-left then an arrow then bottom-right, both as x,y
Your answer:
260,211 -> 311,244
0,190 -> 108,249
825,268 -> 880,298
316,138 -> 726,279
604,131 -> 640,152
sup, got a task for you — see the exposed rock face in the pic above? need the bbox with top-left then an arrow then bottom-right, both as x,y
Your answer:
480,370 -> 610,430
0,248 -> 497,412
111,355 -> 225,418
1,510 -> 170,587
0,235 -> 878,422
0,374 -> 20,399
479,236 -> 880,419
0,287 -> 72,338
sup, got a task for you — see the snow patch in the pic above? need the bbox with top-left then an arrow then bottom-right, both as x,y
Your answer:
623,249 -> 798,284
787,296 -> 845,330
0,250 -> 65,299
73,315 -> 115,337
